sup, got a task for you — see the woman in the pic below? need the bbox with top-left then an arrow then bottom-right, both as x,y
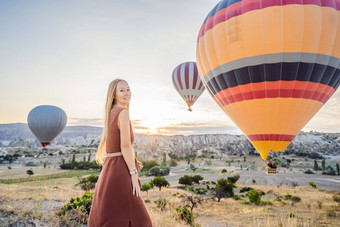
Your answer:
88,79 -> 152,227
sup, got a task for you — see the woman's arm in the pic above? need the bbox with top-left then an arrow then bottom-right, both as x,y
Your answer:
118,109 -> 136,173
118,109 -> 141,197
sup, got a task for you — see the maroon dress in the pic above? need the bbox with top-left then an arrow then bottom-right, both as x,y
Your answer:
88,106 -> 152,227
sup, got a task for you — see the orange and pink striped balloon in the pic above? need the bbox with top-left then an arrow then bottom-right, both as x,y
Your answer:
196,0 -> 340,160
172,62 -> 205,111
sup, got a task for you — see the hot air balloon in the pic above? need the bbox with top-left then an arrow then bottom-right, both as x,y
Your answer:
172,62 -> 205,111
27,105 -> 67,148
196,0 -> 340,161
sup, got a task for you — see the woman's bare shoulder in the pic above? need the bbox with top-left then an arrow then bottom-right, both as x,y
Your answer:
118,108 -> 129,122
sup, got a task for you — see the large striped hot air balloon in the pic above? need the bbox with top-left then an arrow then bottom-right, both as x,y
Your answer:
196,0 -> 340,160
172,62 -> 205,111
27,105 -> 67,147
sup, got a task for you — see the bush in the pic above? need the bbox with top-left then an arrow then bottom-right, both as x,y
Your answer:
333,195 -> 340,203
284,193 -> 292,200
233,196 -> 241,200
192,175 -> 203,184
154,197 -> 167,212
327,208 -> 337,218
142,183 -> 152,194
148,166 -> 170,176
304,169 -> 314,174
175,206 -> 195,226
179,175 -> 193,186
76,174 -> 98,191
308,181 -> 317,188
144,199 -> 151,203
248,189 -> 262,205
221,169 -> 227,173
317,201 -> 322,209
240,187 -> 253,193
287,212 -> 295,218
194,188 -> 207,195
142,160 -> 159,171
290,196 -> 301,204
227,174 -> 240,184
322,167 -> 336,175
56,191 -> 93,216
170,159 -> 178,167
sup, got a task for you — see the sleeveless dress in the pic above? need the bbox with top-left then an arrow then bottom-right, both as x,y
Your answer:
88,106 -> 152,227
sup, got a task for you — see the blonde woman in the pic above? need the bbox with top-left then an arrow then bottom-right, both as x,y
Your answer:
88,79 -> 152,227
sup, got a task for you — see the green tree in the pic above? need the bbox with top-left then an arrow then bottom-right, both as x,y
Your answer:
179,175 -> 193,186
313,160 -> 318,171
88,151 -> 91,162
162,152 -> 167,167
62,159 -> 65,164
83,156 -> 86,162
321,159 -> 326,172
150,176 -> 170,191
142,183 -> 152,195
336,163 -> 339,175
212,178 -> 236,202
26,169 -> 34,177
72,152 -> 76,163
44,162 -> 46,168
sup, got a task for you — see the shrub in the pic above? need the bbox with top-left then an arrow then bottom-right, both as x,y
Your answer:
142,160 -> 159,171
170,159 -> 178,167
227,174 -> 240,184
144,199 -> 151,203
290,196 -> 301,204
179,175 -> 193,186
322,167 -> 336,175
327,207 -> 337,218
252,179 -> 256,184
222,169 -> 227,173
194,188 -> 207,195
233,196 -> 241,200
56,191 -> 93,216
287,212 -> 295,218
284,193 -> 292,200
142,183 -> 152,194
248,189 -> 262,205
175,206 -> 195,226
317,200 -> 322,209
240,187 -> 253,193
304,169 -> 314,174
76,174 -> 98,191
192,175 -> 203,184
308,181 -> 317,188
154,197 -> 167,212
333,195 -> 340,203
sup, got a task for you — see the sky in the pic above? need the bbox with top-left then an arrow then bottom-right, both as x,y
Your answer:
0,0 -> 339,136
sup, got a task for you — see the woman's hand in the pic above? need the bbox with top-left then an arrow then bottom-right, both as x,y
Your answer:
131,174 -> 141,197
136,160 -> 143,172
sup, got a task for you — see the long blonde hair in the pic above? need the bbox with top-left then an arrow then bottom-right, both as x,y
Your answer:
95,79 -> 129,166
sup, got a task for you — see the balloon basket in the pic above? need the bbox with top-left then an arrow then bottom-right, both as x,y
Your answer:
188,107 -> 192,112
265,167 -> 277,175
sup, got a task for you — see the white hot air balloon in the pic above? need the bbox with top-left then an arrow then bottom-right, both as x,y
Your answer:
27,105 -> 67,147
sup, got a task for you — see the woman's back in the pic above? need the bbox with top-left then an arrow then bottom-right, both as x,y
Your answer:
106,106 -> 134,154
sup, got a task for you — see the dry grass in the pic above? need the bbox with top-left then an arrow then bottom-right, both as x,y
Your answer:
0,173 -> 339,226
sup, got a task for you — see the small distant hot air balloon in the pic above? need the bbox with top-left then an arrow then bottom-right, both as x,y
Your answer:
196,0 -> 340,161
172,62 -> 205,111
27,105 -> 67,148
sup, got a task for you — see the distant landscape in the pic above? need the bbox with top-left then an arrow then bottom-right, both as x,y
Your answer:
0,123 -> 339,226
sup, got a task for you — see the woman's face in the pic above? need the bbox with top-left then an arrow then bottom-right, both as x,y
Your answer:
115,81 -> 131,107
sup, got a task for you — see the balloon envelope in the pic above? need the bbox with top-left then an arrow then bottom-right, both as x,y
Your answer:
172,62 -> 205,111
27,105 -> 67,147
196,0 -> 340,160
